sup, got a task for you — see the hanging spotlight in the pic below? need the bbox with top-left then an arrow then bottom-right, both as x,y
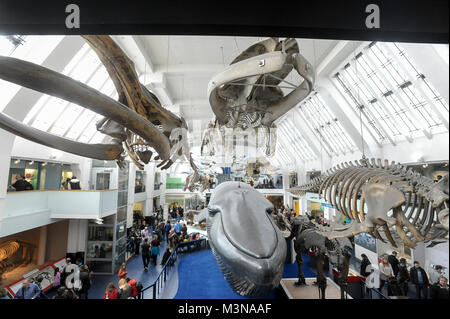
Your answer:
14,159 -> 20,164
42,162 -> 47,167
422,163 -> 428,168
95,218 -> 103,225
29,160 -> 34,165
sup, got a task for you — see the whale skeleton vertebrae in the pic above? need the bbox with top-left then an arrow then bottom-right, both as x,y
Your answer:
287,158 -> 449,248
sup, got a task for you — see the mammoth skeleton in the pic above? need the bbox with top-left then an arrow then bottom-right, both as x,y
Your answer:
287,158 -> 449,249
0,36 -> 189,170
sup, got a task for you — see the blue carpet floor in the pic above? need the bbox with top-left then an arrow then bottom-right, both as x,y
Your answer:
174,250 -> 316,299
283,253 -> 317,278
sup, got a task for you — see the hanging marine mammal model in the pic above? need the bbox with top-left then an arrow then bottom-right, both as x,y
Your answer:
193,181 -> 286,296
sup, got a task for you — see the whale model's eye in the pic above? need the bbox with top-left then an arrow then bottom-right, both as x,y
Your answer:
266,207 -> 274,214
208,205 -> 221,216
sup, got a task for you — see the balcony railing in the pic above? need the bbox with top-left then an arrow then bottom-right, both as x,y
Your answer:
1,189 -> 118,237
139,238 -> 208,299
166,182 -> 184,189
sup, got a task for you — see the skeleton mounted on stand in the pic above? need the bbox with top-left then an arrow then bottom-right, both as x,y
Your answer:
272,213 -> 353,299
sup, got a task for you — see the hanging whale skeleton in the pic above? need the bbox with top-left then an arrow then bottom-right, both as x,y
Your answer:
201,37 -> 315,158
0,35 -> 191,170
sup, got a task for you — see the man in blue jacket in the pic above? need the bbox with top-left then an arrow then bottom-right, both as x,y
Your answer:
14,278 -> 41,299
174,220 -> 182,235
164,221 -> 172,243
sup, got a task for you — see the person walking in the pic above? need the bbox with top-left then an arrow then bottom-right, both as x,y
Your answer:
430,265 -> 445,284
14,279 -> 42,299
174,220 -> 182,235
104,283 -> 119,299
134,236 -> 141,255
141,238 -> 151,271
379,256 -> 394,295
78,264 -> 92,299
69,176 -> 81,190
0,288 -> 9,299
360,254 -> 371,277
164,220 -> 171,243
118,278 -> 132,299
53,267 -> 61,291
118,262 -> 128,280
388,251 -> 400,277
397,258 -> 410,296
430,276 -> 449,299
150,235 -> 160,266
410,261 -> 429,299
127,278 -> 140,299
11,174 -> 33,191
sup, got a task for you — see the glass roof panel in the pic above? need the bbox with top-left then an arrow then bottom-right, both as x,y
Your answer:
298,92 -> 357,156
333,41 -> 448,145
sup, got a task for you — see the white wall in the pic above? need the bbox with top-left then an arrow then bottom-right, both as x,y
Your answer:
66,219 -> 88,254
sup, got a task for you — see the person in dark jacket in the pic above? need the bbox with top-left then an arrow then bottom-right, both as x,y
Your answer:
164,221 -> 171,243
397,258 -> 409,296
69,176 -> 81,190
161,248 -> 172,266
409,261 -> 429,299
141,238 -> 151,271
430,276 -> 449,299
388,251 -> 400,277
78,265 -> 92,299
134,236 -> 141,255
360,254 -> 371,277
11,174 -> 33,191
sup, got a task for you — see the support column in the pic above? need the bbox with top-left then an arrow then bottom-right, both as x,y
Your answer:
160,170 -> 168,220
145,163 -> 155,216
282,171 -> 290,207
37,225 -> 48,265
126,163 -> 136,228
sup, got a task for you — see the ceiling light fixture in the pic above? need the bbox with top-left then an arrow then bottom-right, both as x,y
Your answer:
14,159 -> 20,164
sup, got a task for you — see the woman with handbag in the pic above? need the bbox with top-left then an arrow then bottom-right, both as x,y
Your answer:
379,256 -> 394,295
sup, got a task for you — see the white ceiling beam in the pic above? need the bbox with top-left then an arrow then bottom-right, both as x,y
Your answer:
114,36 -> 176,109
154,63 -> 224,75
316,41 -> 349,76
174,98 -> 209,106
111,35 -> 154,74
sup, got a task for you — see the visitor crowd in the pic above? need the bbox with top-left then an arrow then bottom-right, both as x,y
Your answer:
359,251 -> 449,299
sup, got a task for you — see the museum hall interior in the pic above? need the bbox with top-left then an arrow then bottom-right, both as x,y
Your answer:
0,31 -> 448,300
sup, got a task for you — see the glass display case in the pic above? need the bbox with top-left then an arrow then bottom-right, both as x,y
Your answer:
85,162 -> 129,274
135,170 -> 146,193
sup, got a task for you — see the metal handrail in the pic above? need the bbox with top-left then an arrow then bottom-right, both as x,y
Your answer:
139,238 -> 208,299
359,278 -> 389,299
